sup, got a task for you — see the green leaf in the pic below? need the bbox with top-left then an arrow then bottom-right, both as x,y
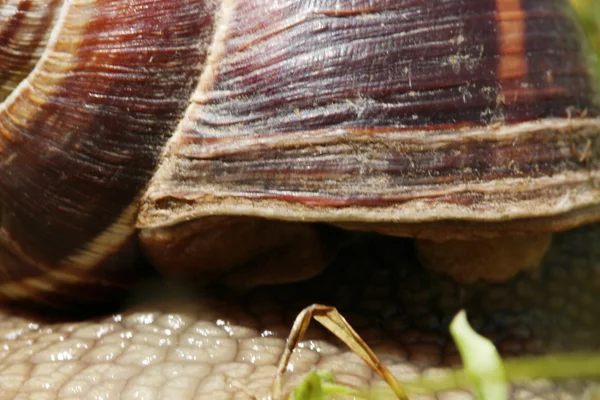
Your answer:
289,369 -> 358,400
449,310 -> 508,400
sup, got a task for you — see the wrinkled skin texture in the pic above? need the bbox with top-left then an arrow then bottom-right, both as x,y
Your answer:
0,226 -> 598,399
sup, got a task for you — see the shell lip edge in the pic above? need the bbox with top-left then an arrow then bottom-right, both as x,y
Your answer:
136,190 -> 600,241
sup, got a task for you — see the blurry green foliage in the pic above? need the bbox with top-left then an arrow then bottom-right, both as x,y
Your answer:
571,0 -> 600,79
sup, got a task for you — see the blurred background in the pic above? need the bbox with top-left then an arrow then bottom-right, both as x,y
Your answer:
572,0 -> 600,79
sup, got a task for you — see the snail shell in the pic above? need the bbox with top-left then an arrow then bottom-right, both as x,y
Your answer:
0,0 -> 217,305
0,0 -> 599,306
0,0 -> 63,100
138,0 -> 600,283
141,0 -> 600,231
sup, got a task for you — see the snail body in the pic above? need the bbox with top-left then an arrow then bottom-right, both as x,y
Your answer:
0,0 -> 599,306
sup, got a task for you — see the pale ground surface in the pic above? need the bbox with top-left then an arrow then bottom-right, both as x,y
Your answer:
0,227 -> 598,399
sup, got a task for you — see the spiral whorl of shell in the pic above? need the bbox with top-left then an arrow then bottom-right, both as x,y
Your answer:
0,0 -> 216,306
0,0 -> 63,100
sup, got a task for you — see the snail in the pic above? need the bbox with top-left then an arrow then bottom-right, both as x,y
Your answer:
1,0 -> 599,308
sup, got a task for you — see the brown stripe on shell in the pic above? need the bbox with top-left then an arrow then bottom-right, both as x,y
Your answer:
500,0 -> 598,120
0,0 -> 217,305
140,0 -> 600,239
495,0 -> 527,81
0,0 -> 64,101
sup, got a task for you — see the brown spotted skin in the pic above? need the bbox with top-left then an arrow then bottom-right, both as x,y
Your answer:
0,225 -> 597,399
0,0 -> 217,305
141,0 -> 600,237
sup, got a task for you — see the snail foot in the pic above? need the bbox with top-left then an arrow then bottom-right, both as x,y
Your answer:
414,233 -> 552,284
140,217 -> 334,289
